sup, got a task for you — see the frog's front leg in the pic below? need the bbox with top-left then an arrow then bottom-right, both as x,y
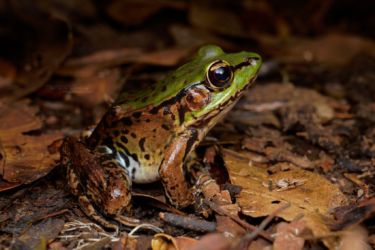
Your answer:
159,129 -> 199,208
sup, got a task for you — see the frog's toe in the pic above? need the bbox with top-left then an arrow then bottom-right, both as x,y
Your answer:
77,195 -> 120,233
114,214 -> 140,227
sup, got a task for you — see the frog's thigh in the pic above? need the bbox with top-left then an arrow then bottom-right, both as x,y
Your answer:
159,136 -> 193,208
78,195 -> 119,233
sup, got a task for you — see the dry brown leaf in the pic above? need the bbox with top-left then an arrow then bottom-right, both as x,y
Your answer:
223,149 -> 348,249
70,68 -> 123,107
260,33 -> 375,66
273,221 -> 308,250
189,233 -> 231,250
58,47 -> 194,77
16,219 -> 65,249
134,47 -> 195,66
215,215 -> 246,237
152,233 -> 197,250
112,234 -> 139,250
338,225 -> 372,250
189,1 -> 245,37
0,100 -> 62,186
0,1 -> 73,99
332,197 -> 375,231
0,59 -> 16,89
57,48 -> 143,77
152,233 -> 231,250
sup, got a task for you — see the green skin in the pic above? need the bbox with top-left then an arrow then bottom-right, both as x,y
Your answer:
64,45 -> 262,230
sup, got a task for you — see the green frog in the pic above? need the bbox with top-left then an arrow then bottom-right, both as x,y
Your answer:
61,45 -> 262,231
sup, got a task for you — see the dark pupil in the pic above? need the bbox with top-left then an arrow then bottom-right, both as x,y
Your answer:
212,66 -> 230,86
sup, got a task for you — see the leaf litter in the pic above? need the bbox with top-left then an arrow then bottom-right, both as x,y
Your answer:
0,1 -> 374,249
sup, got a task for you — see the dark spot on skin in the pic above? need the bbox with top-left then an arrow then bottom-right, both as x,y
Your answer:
146,119 -> 150,123
141,96 -> 148,103
120,136 -> 128,144
139,137 -> 146,152
152,128 -> 157,132
178,105 -> 186,123
131,168 -> 136,177
122,117 -> 132,126
131,133 -> 136,138
123,129 -> 129,134
161,124 -> 170,131
116,142 -> 124,150
149,107 -> 158,114
161,85 -> 167,92
112,130 -> 120,137
131,153 -> 138,162
132,112 -> 142,119
145,154 -> 150,160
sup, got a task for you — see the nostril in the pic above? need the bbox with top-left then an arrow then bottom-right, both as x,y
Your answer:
247,57 -> 259,66
248,56 -> 260,61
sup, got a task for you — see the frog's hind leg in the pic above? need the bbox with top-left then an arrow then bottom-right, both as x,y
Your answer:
77,195 -> 119,234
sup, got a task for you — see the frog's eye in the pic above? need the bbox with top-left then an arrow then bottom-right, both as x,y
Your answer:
206,60 -> 233,89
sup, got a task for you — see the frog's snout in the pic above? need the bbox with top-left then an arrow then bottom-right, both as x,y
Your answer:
246,56 -> 261,67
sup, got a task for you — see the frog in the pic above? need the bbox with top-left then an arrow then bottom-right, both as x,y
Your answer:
61,45 -> 262,231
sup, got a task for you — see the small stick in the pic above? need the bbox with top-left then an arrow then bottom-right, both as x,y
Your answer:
237,203 -> 291,249
159,212 -> 216,233
204,199 -> 273,242
32,209 -> 71,223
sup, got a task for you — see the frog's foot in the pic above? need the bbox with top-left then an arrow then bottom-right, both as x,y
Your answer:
78,195 -> 119,233
78,195 -> 141,233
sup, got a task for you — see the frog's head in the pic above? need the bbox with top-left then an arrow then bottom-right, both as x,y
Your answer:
116,45 -> 261,131
172,45 -> 262,130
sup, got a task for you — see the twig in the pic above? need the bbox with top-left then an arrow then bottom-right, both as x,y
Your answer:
204,199 -> 273,242
32,209 -> 71,223
237,203 -> 291,248
159,212 -> 216,233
